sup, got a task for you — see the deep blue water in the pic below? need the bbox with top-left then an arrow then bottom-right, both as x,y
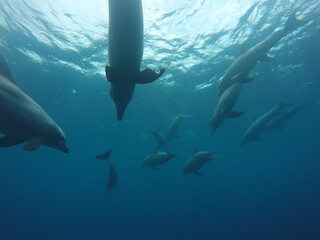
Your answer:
0,0 -> 320,240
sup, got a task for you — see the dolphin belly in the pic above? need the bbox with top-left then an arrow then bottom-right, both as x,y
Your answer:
108,0 -> 143,69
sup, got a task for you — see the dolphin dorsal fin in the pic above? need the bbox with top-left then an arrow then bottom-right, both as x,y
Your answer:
0,54 -> 16,84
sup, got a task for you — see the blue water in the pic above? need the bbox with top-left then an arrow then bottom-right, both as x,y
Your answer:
0,0 -> 320,239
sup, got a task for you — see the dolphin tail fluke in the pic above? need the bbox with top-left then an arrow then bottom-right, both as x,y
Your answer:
95,148 -> 112,160
0,136 -> 26,147
284,10 -> 305,33
136,68 -> 165,84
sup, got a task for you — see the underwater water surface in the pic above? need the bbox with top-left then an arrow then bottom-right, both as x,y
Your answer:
0,0 -> 320,239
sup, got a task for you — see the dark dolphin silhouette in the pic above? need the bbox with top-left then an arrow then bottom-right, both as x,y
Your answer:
211,82 -> 244,135
0,54 -> 69,153
107,160 -> 118,192
106,0 -> 165,120
241,103 -> 291,147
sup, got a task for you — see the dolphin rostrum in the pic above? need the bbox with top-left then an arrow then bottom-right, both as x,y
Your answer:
218,10 -> 305,96
241,103 -> 291,147
0,54 -> 69,153
211,82 -> 244,135
106,0 -> 165,121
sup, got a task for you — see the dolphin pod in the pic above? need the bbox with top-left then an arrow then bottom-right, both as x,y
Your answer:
106,0 -> 165,121
262,105 -> 309,133
218,10 -> 305,96
0,54 -> 69,153
241,103 -> 292,147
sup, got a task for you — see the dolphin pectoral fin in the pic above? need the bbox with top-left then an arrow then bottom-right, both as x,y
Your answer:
95,148 -> 112,160
153,166 -> 160,170
23,137 -> 43,151
259,54 -> 274,62
194,171 -> 202,176
136,68 -> 165,84
227,111 -> 244,118
0,136 -> 26,147
254,137 -> 263,142
105,65 -> 116,83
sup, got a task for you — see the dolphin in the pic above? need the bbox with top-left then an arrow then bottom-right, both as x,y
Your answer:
240,103 -> 291,147
148,129 -> 167,151
107,160 -> 118,192
0,54 -> 69,153
218,10 -> 305,96
263,104 -> 309,133
166,115 -> 192,145
183,148 -> 214,176
106,0 -> 165,121
95,148 -> 112,160
143,151 -> 181,170
211,82 -> 244,136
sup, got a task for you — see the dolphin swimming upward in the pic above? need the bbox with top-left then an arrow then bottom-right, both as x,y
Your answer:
218,10 -> 305,96
106,0 -> 165,121
0,54 -> 69,153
